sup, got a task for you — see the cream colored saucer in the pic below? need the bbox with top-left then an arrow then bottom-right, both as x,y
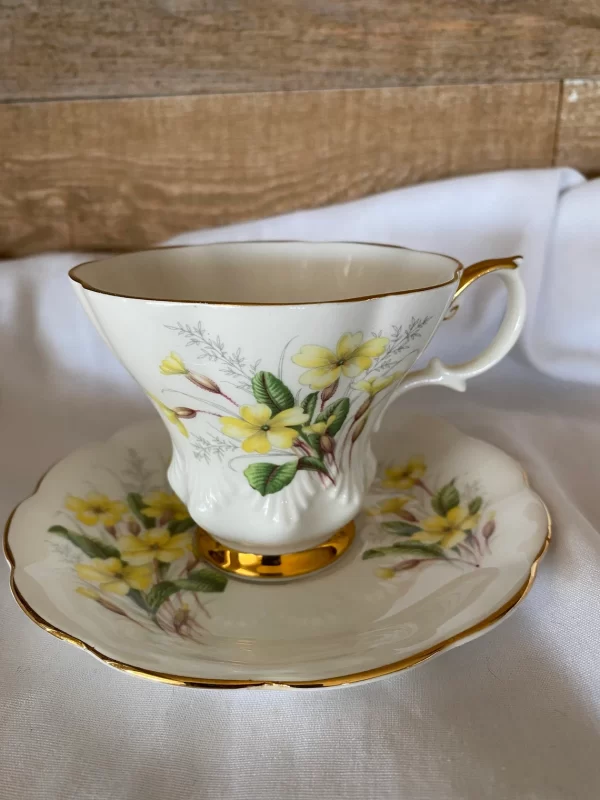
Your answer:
4,416 -> 550,690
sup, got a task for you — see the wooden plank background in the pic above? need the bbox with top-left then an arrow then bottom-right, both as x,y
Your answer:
3,1 -> 600,100
1,2 -> 599,255
0,83 -> 560,256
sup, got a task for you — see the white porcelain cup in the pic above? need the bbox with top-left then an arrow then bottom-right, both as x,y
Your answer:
70,242 -> 525,556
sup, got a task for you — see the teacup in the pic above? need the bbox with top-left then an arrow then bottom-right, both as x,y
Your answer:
70,242 -> 525,579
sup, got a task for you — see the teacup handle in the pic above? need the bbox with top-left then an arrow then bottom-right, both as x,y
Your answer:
397,257 -> 526,395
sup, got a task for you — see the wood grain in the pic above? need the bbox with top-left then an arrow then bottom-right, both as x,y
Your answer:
0,82 -> 559,256
1,2 -> 599,101
556,80 -> 600,175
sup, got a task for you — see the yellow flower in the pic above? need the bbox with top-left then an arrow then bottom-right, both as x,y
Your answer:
354,372 -> 403,396
65,493 -> 127,526
118,529 -> 193,565
75,557 -> 153,595
366,496 -> 410,516
220,404 -> 308,454
412,506 -> 480,549
292,332 -> 388,390
148,393 -> 189,437
76,586 -> 100,600
303,414 -> 336,436
160,352 -> 188,375
381,457 -> 426,490
375,567 -> 396,580
141,491 -> 189,521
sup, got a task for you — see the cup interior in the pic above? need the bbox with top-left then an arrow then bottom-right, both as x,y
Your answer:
70,242 -> 461,304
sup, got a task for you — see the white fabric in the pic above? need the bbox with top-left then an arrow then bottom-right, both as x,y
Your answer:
2,168 -> 600,800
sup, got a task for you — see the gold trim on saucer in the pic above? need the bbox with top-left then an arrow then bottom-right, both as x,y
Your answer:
3,466 -> 551,690
193,523 -> 355,580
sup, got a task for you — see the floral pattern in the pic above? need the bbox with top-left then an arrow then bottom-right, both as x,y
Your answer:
156,319 -> 432,496
363,458 -> 496,578
50,477 -> 227,640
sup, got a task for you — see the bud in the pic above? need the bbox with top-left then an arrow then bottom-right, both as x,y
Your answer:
375,567 -> 396,580
320,378 -> 339,405
320,434 -> 335,455
395,558 -> 420,571
351,414 -> 368,443
104,524 -> 117,537
354,396 -> 372,421
173,406 -> 197,418
481,519 -> 496,542
397,510 -> 418,522
127,520 -> 141,535
187,373 -> 221,394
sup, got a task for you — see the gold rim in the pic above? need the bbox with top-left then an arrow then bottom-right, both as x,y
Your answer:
3,469 -> 551,690
194,523 -> 355,580
68,241 -> 463,307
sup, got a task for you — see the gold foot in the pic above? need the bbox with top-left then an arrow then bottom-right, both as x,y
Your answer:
194,522 -> 356,581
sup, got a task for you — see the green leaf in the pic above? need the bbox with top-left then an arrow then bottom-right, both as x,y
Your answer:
382,521 -> 422,536
49,525 -> 120,559
301,392 -> 318,423
315,397 -> 350,436
174,568 -> 228,594
305,433 -> 323,455
362,540 -> 446,560
146,570 -> 228,611
168,516 -> 196,534
244,460 -> 298,496
146,581 -> 179,611
251,371 -> 295,414
297,456 -> 329,474
126,492 -> 155,529
469,496 -> 483,515
432,481 -> 460,515
128,588 -> 152,612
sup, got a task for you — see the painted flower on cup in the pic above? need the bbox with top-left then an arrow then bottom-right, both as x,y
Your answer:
75,557 -> 153,595
141,491 -> 189,522
411,506 -> 480,549
118,529 -> 193,565
303,414 -> 337,436
148,394 -> 189,438
365,496 -> 410,516
220,404 -> 308,454
65,493 -> 127,527
354,371 -> 403,396
159,352 -> 188,376
292,332 -> 388,390
381,457 -> 426,490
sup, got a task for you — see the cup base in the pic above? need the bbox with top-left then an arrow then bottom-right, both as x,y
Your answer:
194,522 -> 356,582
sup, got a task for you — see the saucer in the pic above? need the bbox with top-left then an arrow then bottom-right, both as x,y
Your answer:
4,416 -> 550,689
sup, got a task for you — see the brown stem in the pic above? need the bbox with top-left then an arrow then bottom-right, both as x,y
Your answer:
415,479 -> 434,497
218,390 -> 239,407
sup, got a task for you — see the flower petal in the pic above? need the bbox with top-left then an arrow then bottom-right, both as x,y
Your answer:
292,346 -> 336,368
169,532 -> 193,550
446,506 -> 468,526
123,564 -> 154,591
266,427 -> 298,450
240,404 -> 272,427
220,416 -> 258,440
354,380 -> 373,394
442,530 -> 467,549
77,509 -> 100,526
101,579 -> 130,596
156,547 -> 186,563
76,563 -> 110,583
139,529 -> 170,547
118,535 -> 148,555
65,495 -> 88,513
341,356 -> 372,377
299,366 -> 341,389
160,352 -> 187,375
336,332 -> 363,360
420,515 -> 449,533
271,407 -> 309,428
122,551 -> 156,566
354,337 -> 388,358
411,531 -> 444,544
242,431 -> 271,454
